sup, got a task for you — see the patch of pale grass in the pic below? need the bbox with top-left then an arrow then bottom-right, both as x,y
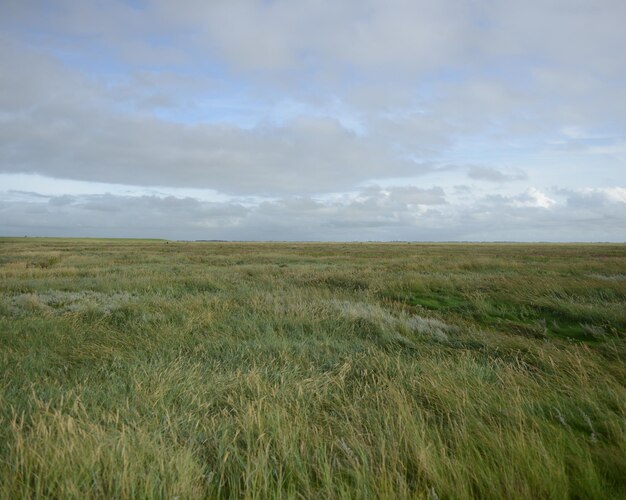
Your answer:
5,291 -> 137,316
332,299 -> 458,343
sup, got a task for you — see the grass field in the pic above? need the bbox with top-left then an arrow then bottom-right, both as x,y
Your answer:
0,238 -> 625,499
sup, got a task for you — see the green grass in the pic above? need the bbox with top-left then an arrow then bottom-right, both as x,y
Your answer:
0,238 -> 625,498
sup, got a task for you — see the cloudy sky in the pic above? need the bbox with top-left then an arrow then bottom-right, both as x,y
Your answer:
1,0 -> 625,241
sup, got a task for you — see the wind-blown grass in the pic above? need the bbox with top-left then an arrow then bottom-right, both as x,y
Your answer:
0,238 -> 624,498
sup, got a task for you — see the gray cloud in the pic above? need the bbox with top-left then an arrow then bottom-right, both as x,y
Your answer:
2,3 -> 625,195
0,192 -> 250,239
468,166 -> 527,182
0,42 -> 440,195
563,187 -> 626,210
358,186 -> 446,206
1,111 -> 432,195
147,0 -> 626,79
1,187 -> 623,242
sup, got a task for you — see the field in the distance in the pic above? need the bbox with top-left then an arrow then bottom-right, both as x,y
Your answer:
0,238 -> 625,498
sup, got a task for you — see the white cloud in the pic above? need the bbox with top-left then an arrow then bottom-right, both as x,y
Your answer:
511,188 -> 557,209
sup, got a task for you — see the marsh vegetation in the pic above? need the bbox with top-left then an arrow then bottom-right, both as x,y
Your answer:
0,239 -> 625,498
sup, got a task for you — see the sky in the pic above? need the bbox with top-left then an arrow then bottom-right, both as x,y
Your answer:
0,0 -> 625,241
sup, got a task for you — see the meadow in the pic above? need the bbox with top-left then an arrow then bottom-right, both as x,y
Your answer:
0,238 -> 624,499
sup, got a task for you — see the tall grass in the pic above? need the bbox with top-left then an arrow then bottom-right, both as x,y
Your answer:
0,239 -> 624,498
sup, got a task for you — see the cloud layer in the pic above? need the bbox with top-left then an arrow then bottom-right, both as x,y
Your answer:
2,187 -> 624,242
0,1 -> 624,240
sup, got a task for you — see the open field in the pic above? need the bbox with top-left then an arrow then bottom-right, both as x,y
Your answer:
0,238 -> 625,498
